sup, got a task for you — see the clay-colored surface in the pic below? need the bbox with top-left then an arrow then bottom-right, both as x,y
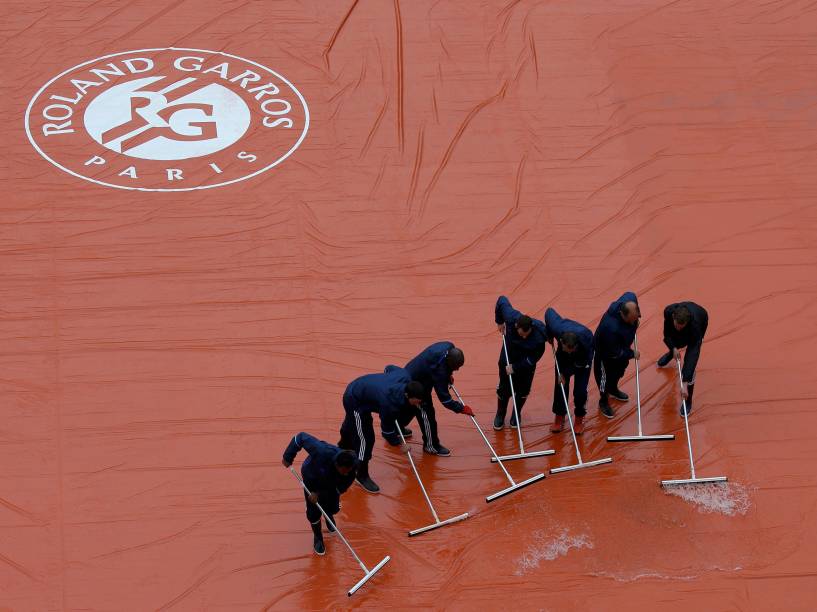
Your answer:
2,1 -> 817,610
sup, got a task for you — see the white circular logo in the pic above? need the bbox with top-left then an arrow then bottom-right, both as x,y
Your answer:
25,48 -> 309,191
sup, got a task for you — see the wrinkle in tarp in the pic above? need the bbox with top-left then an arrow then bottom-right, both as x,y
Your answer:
2,0 -> 817,610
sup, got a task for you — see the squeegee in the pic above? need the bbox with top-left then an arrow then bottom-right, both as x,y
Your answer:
607,334 -> 675,443
288,467 -> 390,596
394,421 -> 469,536
549,346 -> 613,474
660,356 -> 727,487
491,333 -> 555,462
450,385 -> 545,502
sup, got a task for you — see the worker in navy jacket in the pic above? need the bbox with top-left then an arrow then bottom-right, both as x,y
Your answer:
338,366 -> 424,494
657,301 -> 709,415
544,307 -> 594,435
593,292 -> 641,418
403,341 -> 474,457
282,432 -> 358,556
493,296 -> 548,430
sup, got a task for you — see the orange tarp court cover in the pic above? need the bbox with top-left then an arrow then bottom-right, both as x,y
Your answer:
2,1 -> 817,610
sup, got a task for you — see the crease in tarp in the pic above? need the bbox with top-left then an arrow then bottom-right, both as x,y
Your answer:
4,0 -> 817,610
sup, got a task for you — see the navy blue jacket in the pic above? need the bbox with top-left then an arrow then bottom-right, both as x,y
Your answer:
544,307 -> 594,371
343,365 -> 416,430
405,341 -> 464,413
283,432 -> 357,496
495,296 -> 547,373
663,301 -> 708,382
593,292 -> 640,360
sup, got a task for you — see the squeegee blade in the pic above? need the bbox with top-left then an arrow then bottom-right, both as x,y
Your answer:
408,513 -> 469,537
607,434 -> 674,442
550,457 -> 612,474
347,556 -> 390,597
661,476 -> 728,487
490,449 -> 555,462
486,473 -> 545,503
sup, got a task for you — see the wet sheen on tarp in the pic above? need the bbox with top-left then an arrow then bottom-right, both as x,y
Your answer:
2,1 -> 817,610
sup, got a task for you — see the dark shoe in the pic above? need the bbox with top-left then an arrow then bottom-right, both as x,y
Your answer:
400,426 -> 413,439
382,432 -> 402,446
356,461 -> 380,493
574,415 -> 585,435
313,534 -> 325,555
599,399 -> 614,418
493,412 -> 505,430
510,396 -> 528,428
311,522 -> 325,555
424,444 -> 451,457
657,351 -> 673,368
680,402 -> 692,417
494,398 -> 508,430
509,411 -> 520,428
609,388 -> 629,402
356,475 -> 380,494
550,414 -> 565,433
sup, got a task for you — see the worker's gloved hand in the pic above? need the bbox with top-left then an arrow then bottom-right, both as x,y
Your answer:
307,492 -> 318,504
461,405 -> 475,417
505,364 -> 514,375
673,348 -> 680,359
282,459 -> 292,468
680,382 -> 689,399
633,349 -> 640,360
497,323 -> 506,335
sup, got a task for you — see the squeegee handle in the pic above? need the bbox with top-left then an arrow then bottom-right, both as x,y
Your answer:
396,421 -> 440,522
288,466 -> 368,572
449,385 -> 515,484
501,333 -> 525,451
675,356 -> 697,479
634,333 -> 643,435
551,345 -> 583,463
